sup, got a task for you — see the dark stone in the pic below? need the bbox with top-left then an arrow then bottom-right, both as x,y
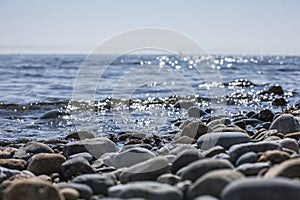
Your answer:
13,142 -> 54,160
235,151 -> 257,166
61,157 -> 95,179
56,182 -> 93,199
170,149 -> 203,173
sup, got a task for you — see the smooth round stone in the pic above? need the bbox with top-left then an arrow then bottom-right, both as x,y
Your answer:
187,106 -> 207,118
207,117 -> 231,129
27,153 -> 66,175
269,114 -> 300,134
3,178 -> 63,200
181,121 -> 208,140
111,147 -> 156,169
279,138 -> 299,153
120,156 -> 169,184
108,181 -> 183,200
228,141 -> 282,163
265,158 -> 300,178
13,141 -> 54,160
63,137 -> 118,158
197,132 -> 250,150
0,167 -> 21,182
235,151 -> 257,166
168,145 -> 197,156
258,150 -> 290,164
157,173 -> 181,185
177,158 -> 234,182
60,188 -> 80,200
203,146 -> 226,158
221,178 -> 300,200
56,182 -> 93,199
0,159 -> 27,170
0,147 -> 17,159
61,157 -> 95,179
170,149 -> 203,173
173,136 -> 196,144
188,169 -> 244,199
236,162 -> 270,176
259,109 -> 275,122
69,152 -> 94,162
194,195 -> 219,200
71,174 -> 116,195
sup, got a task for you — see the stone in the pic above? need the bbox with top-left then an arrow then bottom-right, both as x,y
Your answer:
71,174 -> 116,195
0,147 -> 17,159
188,169 -> 244,199
187,106 -> 207,118
221,177 -> 300,200
173,136 -> 196,144
284,131 -> 300,140
235,162 -> 270,176
60,188 -> 79,200
181,121 -> 208,140
235,151 -> 257,166
0,167 -> 21,182
197,132 -> 250,150
27,153 -> 66,175
0,159 -> 27,170
65,131 -> 95,140
40,109 -> 69,119
168,144 -> 197,155
259,109 -> 275,122
258,150 -> 290,164
63,137 -> 117,158
228,141 -> 282,163
203,146 -> 226,158
177,158 -> 234,182
279,138 -> 299,153
194,195 -> 219,200
69,152 -> 94,162
120,156 -> 169,184
267,85 -> 284,95
269,114 -> 300,134
61,157 -> 95,179
56,182 -> 93,199
108,181 -> 183,200
264,158 -> 300,178
13,141 -> 54,160
111,147 -> 156,169
3,178 -> 63,200
170,149 -> 203,173
207,117 -> 231,129
157,173 -> 181,185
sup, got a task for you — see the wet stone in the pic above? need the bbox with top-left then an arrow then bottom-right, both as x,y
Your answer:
156,173 -> 181,185
13,141 -> 54,160
269,114 -> 300,134
181,121 -> 209,140
61,157 -> 95,179
170,149 -> 203,173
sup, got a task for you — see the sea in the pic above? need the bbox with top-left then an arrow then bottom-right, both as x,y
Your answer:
0,54 -> 299,143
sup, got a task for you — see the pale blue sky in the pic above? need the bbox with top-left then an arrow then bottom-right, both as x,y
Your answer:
0,0 -> 299,55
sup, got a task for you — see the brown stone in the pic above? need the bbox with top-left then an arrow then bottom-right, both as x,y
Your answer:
0,159 -> 27,170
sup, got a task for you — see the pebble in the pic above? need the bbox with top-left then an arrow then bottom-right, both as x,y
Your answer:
264,158 -> 300,178
279,138 -> 299,153
0,147 -> 17,159
187,106 -> 207,118
177,158 -> 234,182
60,188 -> 80,200
108,181 -> 183,200
120,156 -> 169,184
194,195 -> 219,200
203,146 -> 226,158
258,150 -> 290,164
13,141 -> 54,160
71,174 -> 116,195
69,152 -> 94,162
63,137 -> 118,158
170,149 -> 203,173
269,114 -> 300,134
235,151 -> 257,166
61,157 -> 95,179
258,109 -> 275,122
156,173 -> 181,185
27,153 -> 66,175
56,182 -> 93,199
221,177 -> 300,200
181,121 -> 208,140
3,178 -> 64,200
235,162 -> 270,176
173,136 -> 196,144
188,169 -> 244,199
197,132 -> 250,150
0,159 -> 27,170
228,141 -> 282,163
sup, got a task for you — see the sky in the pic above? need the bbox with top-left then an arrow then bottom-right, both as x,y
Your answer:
0,0 -> 299,55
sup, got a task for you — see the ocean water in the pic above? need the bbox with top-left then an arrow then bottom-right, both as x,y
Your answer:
0,54 -> 299,143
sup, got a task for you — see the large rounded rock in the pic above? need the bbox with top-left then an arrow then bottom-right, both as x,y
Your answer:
269,114 -> 300,134
111,147 -> 156,169
221,178 -> 300,200
108,181 -> 183,200
27,153 -> 66,175
170,149 -> 203,173
279,138 -> 299,153
56,182 -> 93,199
61,157 -> 95,179
235,151 -> 257,166
181,121 -> 209,140
177,158 -> 234,182
197,132 -> 250,150
3,178 -> 63,200
63,137 -> 117,158
0,159 -> 27,170
265,158 -> 300,178
228,141 -> 282,163
188,169 -> 244,199
120,156 -> 169,184
0,167 -> 22,182
71,174 -> 116,195
13,142 -> 54,160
